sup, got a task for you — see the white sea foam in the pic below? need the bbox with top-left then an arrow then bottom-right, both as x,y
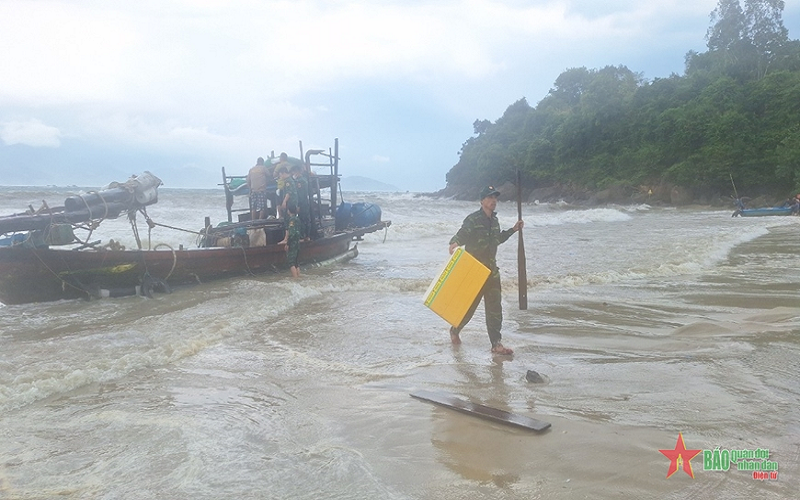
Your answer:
522,207 -> 633,227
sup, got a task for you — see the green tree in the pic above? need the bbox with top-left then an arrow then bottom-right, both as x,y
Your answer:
744,0 -> 789,78
707,0 -> 746,54
706,0 -> 789,79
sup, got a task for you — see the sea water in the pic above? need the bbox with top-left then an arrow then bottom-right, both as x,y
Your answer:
0,187 -> 798,499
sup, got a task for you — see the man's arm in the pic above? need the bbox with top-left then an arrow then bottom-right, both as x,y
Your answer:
499,220 -> 524,244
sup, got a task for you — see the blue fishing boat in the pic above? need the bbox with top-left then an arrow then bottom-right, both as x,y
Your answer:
731,196 -> 797,217
733,207 -> 794,217
733,207 -> 792,217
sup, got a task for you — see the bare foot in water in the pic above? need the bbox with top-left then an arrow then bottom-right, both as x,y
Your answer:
449,326 -> 461,345
491,343 -> 513,355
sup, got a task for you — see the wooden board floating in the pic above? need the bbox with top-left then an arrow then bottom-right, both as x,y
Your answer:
411,390 -> 551,433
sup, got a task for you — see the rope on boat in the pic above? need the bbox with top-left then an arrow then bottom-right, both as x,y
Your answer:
137,241 -> 175,298
130,211 -> 143,249
29,191 -> 104,248
78,190 -> 109,244
29,248 -> 92,300
18,194 -> 110,299
24,196 -> 95,297
239,245 -> 256,276
152,243 -> 178,281
195,223 -> 214,247
147,219 -> 205,235
142,211 -> 205,250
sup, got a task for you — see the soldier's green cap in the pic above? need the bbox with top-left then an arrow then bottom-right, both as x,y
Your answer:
479,186 -> 501,199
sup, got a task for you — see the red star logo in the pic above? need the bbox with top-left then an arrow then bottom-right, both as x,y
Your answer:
660,433 -> 702,478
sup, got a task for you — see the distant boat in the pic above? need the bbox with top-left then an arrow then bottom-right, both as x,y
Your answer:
0,139 -> 390,305
731,198 -> 797,217
732,207 -> 795,217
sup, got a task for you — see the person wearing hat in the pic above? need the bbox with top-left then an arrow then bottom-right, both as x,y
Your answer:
448,185 -> 523,355
273,152 -> 292,190
276,166 -> 297,220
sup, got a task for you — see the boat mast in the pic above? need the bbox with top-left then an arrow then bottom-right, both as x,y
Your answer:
331,138 -> 339,208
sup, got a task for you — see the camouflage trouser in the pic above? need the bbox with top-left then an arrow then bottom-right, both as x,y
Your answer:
287,237 -> 300,268
453,271 -> 503,347
299,205 -> 311,239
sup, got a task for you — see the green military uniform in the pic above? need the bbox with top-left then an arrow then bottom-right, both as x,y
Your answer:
449,206 -> 516,348
293,174 -> 311,238
280,177 -> 298,215
285,213 -> 301,268
273,160 -> 291,190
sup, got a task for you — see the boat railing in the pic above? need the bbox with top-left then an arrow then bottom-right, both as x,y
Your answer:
220,166 -> 283,223
220,140 -> 343,236
304,140 -> 341,218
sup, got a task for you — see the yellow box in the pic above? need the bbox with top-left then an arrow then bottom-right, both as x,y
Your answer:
423,247 -> 490,327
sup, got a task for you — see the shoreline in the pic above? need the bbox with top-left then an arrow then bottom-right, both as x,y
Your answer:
425,181 -> 793,210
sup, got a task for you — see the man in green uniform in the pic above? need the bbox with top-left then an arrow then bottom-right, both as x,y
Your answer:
276,166 -> 297,220
448,185 -> 523,355
291,165 -> 311,240
279,203 -> 302,278
273,152 -> 291,190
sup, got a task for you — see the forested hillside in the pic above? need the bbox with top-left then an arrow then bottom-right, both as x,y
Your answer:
445,0 -> 800,204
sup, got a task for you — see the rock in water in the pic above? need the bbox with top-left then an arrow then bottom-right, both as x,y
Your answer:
526,369 -> 544,384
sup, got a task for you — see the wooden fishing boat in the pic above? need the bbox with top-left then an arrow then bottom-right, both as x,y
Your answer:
0,140 -> 390,305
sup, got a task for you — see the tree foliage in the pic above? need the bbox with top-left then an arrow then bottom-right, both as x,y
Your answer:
447,0 -> 800,197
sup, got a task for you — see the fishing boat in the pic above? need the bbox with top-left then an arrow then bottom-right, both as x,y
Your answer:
0,139 -> 390,305
733,206 -> 794,217
730,195 -> 799,217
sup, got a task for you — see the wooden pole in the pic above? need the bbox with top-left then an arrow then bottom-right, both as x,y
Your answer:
516,169 -> 528,310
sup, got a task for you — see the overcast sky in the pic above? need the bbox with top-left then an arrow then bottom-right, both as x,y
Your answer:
1,0 -> 798,192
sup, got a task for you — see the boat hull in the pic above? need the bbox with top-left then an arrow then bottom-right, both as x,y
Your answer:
0,222 -> 387,305
736,207 -> 794,217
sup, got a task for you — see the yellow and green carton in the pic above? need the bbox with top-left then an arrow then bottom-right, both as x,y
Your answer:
423,247 -> 490,327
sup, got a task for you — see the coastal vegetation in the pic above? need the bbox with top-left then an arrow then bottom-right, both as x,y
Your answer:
445,0 -> 800,204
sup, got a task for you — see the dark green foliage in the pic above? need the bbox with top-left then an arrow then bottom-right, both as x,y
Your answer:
447,0 -> 800,197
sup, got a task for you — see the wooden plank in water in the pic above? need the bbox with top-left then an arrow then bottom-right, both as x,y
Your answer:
411,390 -> 551,433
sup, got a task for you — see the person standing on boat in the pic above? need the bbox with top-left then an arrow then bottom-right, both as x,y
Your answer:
278,203 -> 301,278
247,157 -> 271,220
448,186 -> 523,355
273,152 -> 292,191
291,164 -> 311,240
276,166 -> 297,220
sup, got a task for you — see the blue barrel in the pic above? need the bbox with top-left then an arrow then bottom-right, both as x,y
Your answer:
351,202 -> 382,228
335,202 -> 352,231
